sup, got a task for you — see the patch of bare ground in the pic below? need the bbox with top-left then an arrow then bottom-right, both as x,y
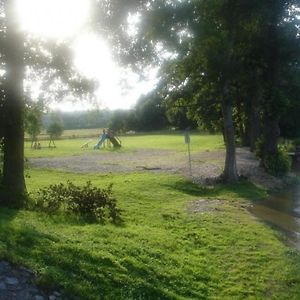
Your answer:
187,199 -> 225,214
29,147 -> 285,190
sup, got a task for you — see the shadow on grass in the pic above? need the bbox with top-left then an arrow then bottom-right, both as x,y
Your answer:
164,179 -> 267,201
0,213 -> 209,299
40,213 -> 125,228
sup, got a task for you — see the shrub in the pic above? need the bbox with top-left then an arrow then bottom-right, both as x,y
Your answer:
47,122 -> 63,140
263,148 -> 292,177
31,181 -> 120,223
293,137 -> 300,148
33,183 -> 70,213
254,138 -> 264,159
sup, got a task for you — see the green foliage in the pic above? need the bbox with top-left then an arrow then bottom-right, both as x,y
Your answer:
47,122 -> 63,140
254,138 -> 264,160
31,181 -> 120,222
263,148 -> 292,177
42,110 -> 112,130
108,109 -> 131,133
0,138 -> 3,159
293,137 -> 300,148
25,100 -> 44,142
166,103 -> 198,130
134,91 -> 169,131
255,139 -> 292,176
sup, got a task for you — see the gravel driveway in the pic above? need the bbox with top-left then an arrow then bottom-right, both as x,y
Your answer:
29,147 -> 284,189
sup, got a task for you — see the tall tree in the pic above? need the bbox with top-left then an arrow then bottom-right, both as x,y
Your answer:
2,0 -> 26,205
100,0 -> 300,178
0,0 -> 95,206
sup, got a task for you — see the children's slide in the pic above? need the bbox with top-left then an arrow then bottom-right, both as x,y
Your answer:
94,133 -> 122,149
94,134 -> 107,149
108,136 -> 121,148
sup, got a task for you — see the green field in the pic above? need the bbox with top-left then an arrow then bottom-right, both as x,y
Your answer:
25,133 -> 224,158
2,132 -> 300,299
25,128 -> 104,140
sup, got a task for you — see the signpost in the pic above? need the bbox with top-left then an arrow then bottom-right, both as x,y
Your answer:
184,130 -> 192,177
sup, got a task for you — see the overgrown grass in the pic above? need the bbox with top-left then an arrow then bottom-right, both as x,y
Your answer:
0,170 -> 300,299
25,133 -> 224,158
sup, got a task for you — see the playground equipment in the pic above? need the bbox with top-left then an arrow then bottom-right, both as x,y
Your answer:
81,139 -> 93,148
94,130 -> 121,149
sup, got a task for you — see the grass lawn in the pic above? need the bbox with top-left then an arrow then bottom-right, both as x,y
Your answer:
0,169 -> 300,299
25,133 -> 224,158
3,132 -> 300,298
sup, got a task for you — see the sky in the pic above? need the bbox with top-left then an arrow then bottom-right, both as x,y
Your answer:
16,0 -> 157,111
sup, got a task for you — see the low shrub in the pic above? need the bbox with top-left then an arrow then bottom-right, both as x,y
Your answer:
31,181 -> 120,223
263,148 -> 292,177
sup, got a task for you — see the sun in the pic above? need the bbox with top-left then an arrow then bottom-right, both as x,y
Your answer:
16,0 -> 90,39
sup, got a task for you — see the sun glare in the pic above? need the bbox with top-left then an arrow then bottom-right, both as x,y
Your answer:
16,0 -> 158,111
73,33 -> 158,110
73,34 -> 117,80
16,0 -> 90,39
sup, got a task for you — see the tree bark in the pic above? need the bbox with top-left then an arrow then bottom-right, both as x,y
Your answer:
249,94 -> 261,152
220,0 -> 239,184
263,117 -> 280,155
222,101 -> 238,183
261,5 -> 280,161
236,99 -> 249,147
1,0 -> 26,207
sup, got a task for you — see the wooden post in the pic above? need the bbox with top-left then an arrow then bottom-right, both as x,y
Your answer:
184,130 -> 192,177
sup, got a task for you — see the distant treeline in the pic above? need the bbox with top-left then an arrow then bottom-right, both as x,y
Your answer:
42,109 -> 112,130
43,91 -> 197,132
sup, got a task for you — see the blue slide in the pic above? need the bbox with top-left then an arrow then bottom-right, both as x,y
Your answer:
94,133 -> 107,149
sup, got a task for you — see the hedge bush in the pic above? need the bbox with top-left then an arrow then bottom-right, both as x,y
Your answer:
31,181 -> 120,223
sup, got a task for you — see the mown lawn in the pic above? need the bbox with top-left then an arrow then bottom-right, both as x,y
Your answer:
0,170 -> 300,299
25,133 -> 224,158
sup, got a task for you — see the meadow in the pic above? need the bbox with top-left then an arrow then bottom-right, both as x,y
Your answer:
24,132 -> 224,158
1,132 -> 300,299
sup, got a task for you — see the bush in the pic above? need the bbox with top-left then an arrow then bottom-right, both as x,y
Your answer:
254,138 -> 264,159
47,122 -> 63,140
293,137 -> 300,148
31,181 -> 120,223
263,148 -> 292,177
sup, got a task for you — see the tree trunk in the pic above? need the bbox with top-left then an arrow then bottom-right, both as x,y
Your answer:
263,117 -> 280,155
219,0 -> 239,183
236,99 -> 249,147
1,0 -> 26,207
222,99 -> 238,183
249,94 -> 261,152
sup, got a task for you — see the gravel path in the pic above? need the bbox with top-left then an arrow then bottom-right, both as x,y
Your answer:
0,261 -> 61,300
29,147 -> 283,190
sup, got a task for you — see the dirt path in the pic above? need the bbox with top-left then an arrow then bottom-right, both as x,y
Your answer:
29,147 -> 284,190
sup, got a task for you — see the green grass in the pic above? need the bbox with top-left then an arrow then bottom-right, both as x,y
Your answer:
25,128 -> 104,140
6,131 -> 300,298
0,170 -> 300,299
25,133 -> 224,158
25,139 -> 91,158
